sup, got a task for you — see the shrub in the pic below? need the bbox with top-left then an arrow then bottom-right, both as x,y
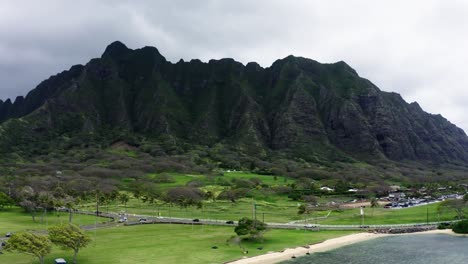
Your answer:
164,187 -> 204,207
234,217 -> 268,241
452,219 -> 468,234
272,186 -> 292,195
153,173 -> 175,183
437,222 -> 452,230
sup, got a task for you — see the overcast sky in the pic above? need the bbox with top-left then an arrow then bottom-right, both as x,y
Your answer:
1,0 -> 468,131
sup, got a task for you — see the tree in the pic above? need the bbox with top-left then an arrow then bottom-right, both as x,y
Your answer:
438,199 -> 467,219
62,195 -> 80,223
452,219 -> 468,234
0,191 -> 14,209
164,187 -> 204,208
295,178 -> 318,191
4,232 -> 52,264
298,204 -> 308,215
370,197 -> 379,216
218,189 -> 239,203
49,224 -> 92,264
303,195 -> 318,205
334,180 -> 349,193
204,191 -> 215,202
51,185 -> 77,223
234,217 -> 268,241
18,186 -> 39,222
119,193 -> 130,210
0,167 -> 15,196
37,191 -> 55,224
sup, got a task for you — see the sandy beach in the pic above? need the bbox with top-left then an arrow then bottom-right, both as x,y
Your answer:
226,229 -> 460,264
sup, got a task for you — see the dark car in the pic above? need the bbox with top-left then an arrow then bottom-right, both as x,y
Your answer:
226,220 -> 234,224
192,219 -> 200,222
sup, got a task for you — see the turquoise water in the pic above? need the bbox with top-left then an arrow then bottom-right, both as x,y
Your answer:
282,234 -> 467,264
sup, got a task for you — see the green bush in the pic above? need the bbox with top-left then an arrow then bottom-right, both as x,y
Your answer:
452,219 -> 468,234
437,222 -> 452,230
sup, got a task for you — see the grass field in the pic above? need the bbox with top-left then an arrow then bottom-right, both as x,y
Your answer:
146,173 -> 205,188
0,223 -> 356,264
221,171 -> 293,185
80,195 -> 328,223
145,171 -> 292,190
80,195 -> 462,225
0,208 -> 103,234
316,202 -> 460,225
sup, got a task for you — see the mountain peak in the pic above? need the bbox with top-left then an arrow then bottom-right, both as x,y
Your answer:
102,41 -> 131,58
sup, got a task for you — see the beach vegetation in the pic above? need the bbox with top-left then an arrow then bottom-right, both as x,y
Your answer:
452,219 -> 468,234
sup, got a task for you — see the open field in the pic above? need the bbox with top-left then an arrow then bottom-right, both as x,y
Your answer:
0,208 -> 100,234
145,171 -> 293,190
80,196 -> 462,225
0,172 -> 465,264
1,223 -> 357,264
315,202 -> 461,225
80,171 -> 464,225
220,171 -> 293,186
82,196 -> 322,223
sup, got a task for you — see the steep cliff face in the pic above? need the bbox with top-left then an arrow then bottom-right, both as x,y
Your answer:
1,41 -> 467,164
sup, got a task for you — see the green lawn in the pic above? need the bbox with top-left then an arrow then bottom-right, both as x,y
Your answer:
145,171 -> 292,190
0,208 -> 103,234
80,194 -> 462,225
83,170 -> 465,225
0,224 -> 356,264
146,173 -> 206,189
221,171 -> 293,186
80,195 -> 315,223
316,203 -> 462,225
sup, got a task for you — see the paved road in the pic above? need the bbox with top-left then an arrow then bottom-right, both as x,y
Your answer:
75,210 -> 457,231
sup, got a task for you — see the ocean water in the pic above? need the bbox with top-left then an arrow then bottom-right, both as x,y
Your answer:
282,234 -> 468,264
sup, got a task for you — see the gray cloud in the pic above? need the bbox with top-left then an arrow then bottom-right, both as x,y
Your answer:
1,0 -> 468,131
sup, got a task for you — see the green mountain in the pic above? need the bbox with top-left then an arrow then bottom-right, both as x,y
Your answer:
1,41 -> 467,173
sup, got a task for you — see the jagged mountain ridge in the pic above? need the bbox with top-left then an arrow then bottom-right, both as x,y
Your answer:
1,41 -> 467,164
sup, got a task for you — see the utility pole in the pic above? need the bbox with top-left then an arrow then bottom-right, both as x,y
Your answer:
360,206 -> 365,226
252,200 -> 255,219
426,207 -> 429,224
96,192 -> 99,216
254,203 -> 257,222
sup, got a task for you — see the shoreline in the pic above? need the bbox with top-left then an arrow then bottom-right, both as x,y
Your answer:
226,229 -> 461,264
